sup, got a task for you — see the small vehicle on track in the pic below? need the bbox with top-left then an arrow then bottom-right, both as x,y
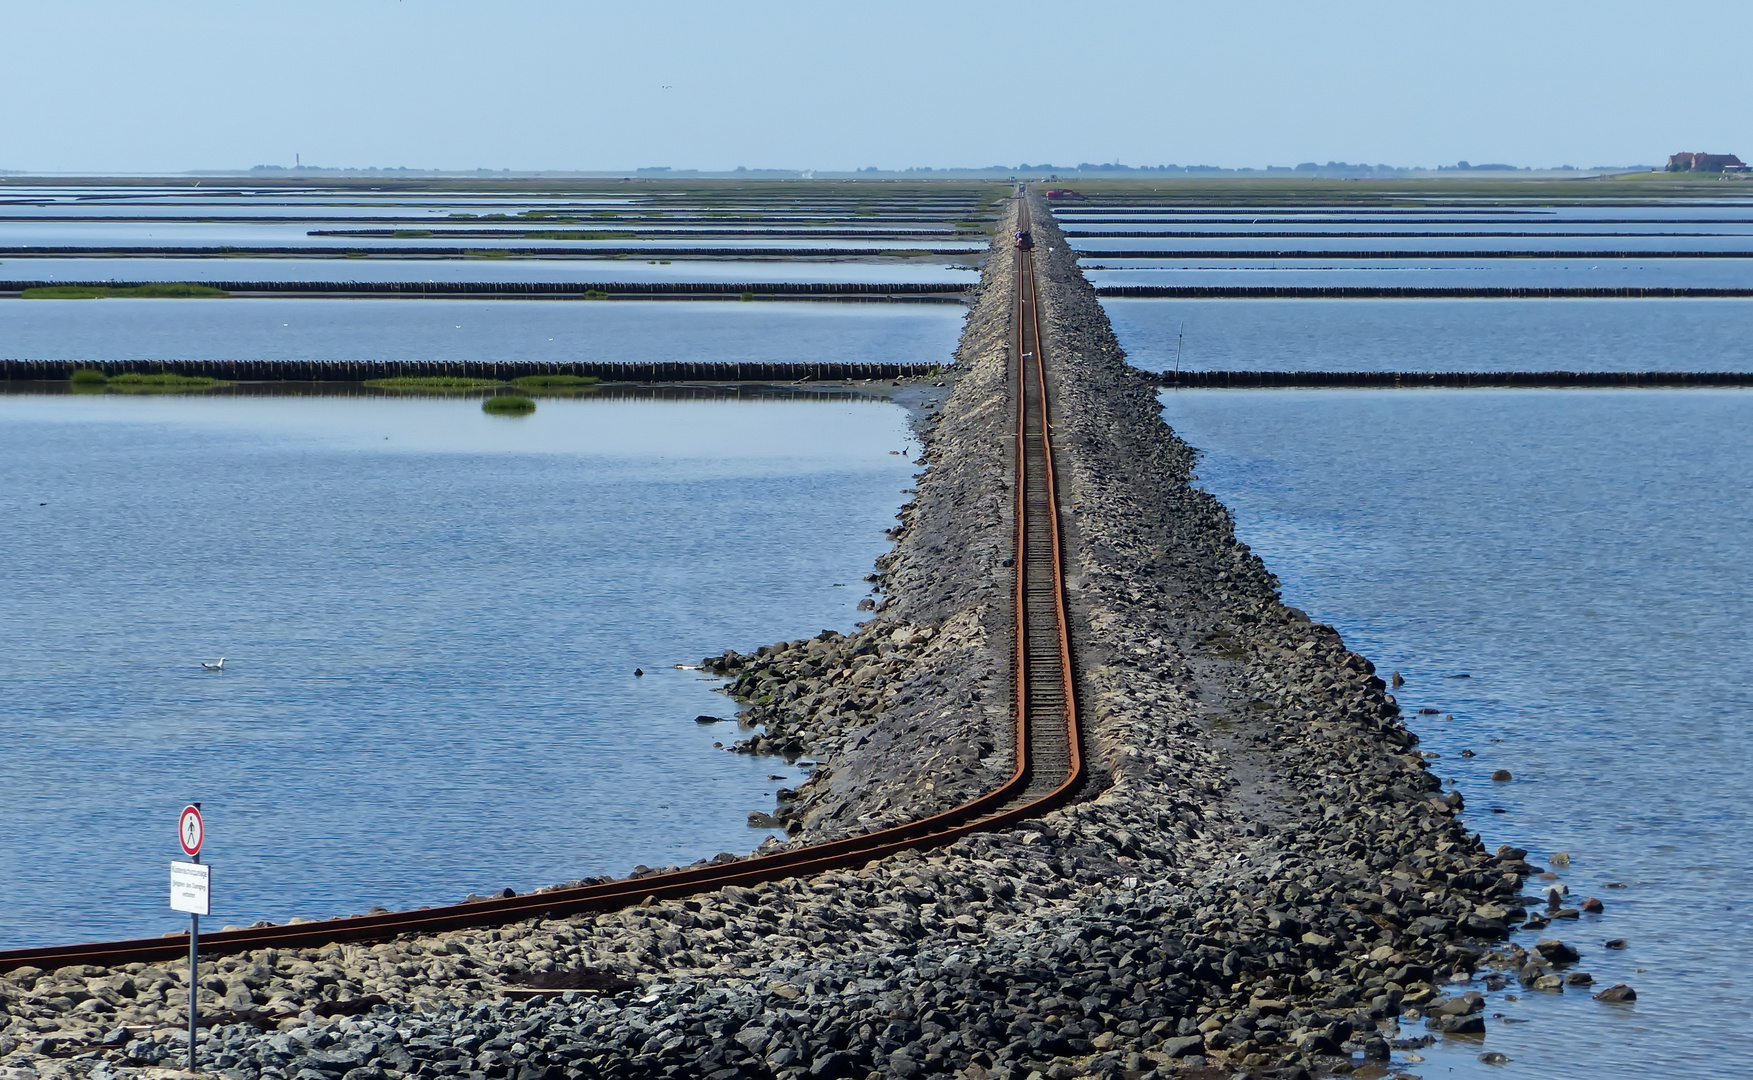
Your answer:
1014,230 -> 1034,250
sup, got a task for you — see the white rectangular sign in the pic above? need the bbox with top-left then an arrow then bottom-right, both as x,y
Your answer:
170,861 -> 211,915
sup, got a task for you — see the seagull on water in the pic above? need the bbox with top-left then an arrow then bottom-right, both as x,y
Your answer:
201,657 -> 226,671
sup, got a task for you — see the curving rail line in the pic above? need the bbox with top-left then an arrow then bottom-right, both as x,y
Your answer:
0,198 -> 1082,972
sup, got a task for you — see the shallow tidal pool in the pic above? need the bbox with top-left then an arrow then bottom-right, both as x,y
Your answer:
0,392 -> 919,947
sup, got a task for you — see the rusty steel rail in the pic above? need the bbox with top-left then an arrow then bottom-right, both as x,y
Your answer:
0,196 -> 1083,973
1005,201 -> 1082,810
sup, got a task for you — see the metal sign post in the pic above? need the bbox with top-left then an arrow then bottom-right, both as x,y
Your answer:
171,804 -> 208,1072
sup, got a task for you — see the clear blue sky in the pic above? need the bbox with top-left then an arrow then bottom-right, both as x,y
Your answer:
4,0 -> 1747,173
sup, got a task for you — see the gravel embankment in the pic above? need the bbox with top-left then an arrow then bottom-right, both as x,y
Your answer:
0,197 -> 1617,1080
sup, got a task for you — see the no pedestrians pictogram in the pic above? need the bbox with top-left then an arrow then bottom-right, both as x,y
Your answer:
178,805 -> 204,858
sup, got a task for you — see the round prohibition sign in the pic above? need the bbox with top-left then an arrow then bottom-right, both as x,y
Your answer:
178,805 -> 204,857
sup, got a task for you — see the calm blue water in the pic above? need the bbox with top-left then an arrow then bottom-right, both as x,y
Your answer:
0,297 -> 965,367
0,257 -> 977,286
1074,236 -> 1753,253
1065,224 -> 1753,237
1057,204 -> 1753,284
1159,388 -> 1753,1080
1083,259 -> 1753,289
0,222 -> 981,251
0,188 -> 635,211
0,394 -> 917,947
1053,205 -> 1753,222
0,188 -> 959,216
1104,297 -> 1753,372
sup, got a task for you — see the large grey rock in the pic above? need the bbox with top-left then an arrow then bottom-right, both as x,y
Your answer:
1426,1013 -> 1487,1034
1161,1035 -> 1205,1058
302,1046 -> 369,1073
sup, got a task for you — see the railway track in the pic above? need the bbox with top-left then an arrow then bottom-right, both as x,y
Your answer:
0,197 -> 1082,973
1006,202 -> 1079,808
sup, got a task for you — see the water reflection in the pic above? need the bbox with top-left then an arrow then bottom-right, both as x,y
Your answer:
0,392 -> 918,946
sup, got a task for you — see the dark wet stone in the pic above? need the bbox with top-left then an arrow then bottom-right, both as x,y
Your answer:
1428,994 -> 1484,1017
1426,1013 -> 1486,1034
1160,1035 -> 1205,1058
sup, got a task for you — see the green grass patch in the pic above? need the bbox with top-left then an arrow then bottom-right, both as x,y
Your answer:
740,290 -> 756,302
465,249 -> 511,259
526,231 -> 630,241
583,289 -> 609,300
482,395 -> 536,415
103,372 -> 226,391
364,376 -> 506,392
68,368 -> 108,385
23,283 -> 230,299
392,230 -> 434,238
512,374 -> 600,389
1199,628 -> 1249,660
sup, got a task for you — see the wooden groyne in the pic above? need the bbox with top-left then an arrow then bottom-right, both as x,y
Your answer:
1051,201 -> 1753,212
0,358 -> 939,383
1155,369 -> 1753,388
1096,285 -> 1753,298
1080,249 -> 1753,260
0,246 -> 977,259
1,381 -> 882,403
1065,229 -> 1753,238
1064,219 -> 1753,229
308,228 -> 981,239
0,280 -> 971,300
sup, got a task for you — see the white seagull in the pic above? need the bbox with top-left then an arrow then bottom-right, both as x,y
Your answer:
201,658 -> 226,671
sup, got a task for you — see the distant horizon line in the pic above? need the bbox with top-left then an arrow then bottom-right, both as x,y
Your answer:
0,160 -> 1672,181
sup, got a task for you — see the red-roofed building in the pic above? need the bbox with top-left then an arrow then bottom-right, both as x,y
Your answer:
1668,152 -> 1746,172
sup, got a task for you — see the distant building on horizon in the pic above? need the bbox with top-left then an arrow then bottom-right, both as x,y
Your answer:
1667,151 -> 1747,173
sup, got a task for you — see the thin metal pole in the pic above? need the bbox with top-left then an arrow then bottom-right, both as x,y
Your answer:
188,853 -> 199,1072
